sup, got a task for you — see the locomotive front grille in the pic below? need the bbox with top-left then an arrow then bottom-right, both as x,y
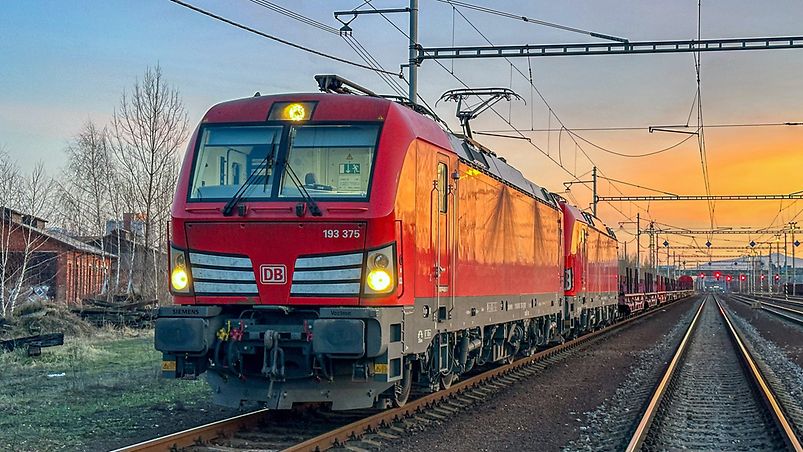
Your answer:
291,252 -> 363,297
189,251 -> 258,295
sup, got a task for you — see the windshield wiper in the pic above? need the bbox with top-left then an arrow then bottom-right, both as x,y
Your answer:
222,148 -> 276,216
283,160 -> 322,216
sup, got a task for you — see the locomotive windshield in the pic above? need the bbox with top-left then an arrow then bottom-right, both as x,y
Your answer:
189,126 -> 282,201
279,124 -> 379,199
188,124 -> 379,202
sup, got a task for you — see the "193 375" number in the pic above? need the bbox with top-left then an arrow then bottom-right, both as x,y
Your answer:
323,229 -> 360,239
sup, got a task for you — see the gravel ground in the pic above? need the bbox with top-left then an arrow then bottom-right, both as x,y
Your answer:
565,299 -> 702,451
721,298 -> 803,436
643,298 -> 784,451
384,296 -> 703,452
723,295 -> 803,367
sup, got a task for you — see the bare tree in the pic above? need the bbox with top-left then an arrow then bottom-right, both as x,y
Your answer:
109,64 -> 188,299
64,121 -> 115,236
59,121 -> 117,295
0,147 -> 22,317
5,163 -> 55,313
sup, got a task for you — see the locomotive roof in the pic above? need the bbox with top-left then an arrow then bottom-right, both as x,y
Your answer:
557,198 -> 617,240
445,133 -> 557,208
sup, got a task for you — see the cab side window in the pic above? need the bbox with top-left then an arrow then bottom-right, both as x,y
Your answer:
437,162 -> 448,213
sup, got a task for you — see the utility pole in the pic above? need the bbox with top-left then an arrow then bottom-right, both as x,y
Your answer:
792,222 -> 798,296
649,221 -> 655,292
784,231 -> 788,297
768,245 -> 772,295
666,242 -> 670,279
636,213 -> 640,292
408,0 -> 418,104
592,166 -> 597,217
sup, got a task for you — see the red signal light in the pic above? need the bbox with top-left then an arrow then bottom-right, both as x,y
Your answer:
740,274 -> 746,281
775,274 -> 780,281
726,275 -> 732,282
699,273 -> 705,278
715,271 -> 721,280
761,274 -> 766,280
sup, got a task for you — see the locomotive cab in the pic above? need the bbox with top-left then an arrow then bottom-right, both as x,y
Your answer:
157,93 -> 419,409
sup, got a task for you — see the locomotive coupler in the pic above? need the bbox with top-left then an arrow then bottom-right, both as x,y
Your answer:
261,330 -> 285,382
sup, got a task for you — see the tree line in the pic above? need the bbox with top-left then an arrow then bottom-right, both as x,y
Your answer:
1,65 -> 188,317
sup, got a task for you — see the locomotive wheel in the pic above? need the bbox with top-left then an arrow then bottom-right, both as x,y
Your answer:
392,364 -> 412,407
503,325 -> 524,364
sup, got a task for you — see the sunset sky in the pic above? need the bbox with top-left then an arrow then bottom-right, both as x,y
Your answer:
1,0 -> 802,262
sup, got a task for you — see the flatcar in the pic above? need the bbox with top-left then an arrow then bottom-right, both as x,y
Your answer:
155,75 -> 684,410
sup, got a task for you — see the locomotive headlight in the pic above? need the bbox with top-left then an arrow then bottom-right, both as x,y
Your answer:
373,253 -> 390,269
268,101 -> 316,121
171,268 -> 189,291
366,269 -> 392,292
363,244 -> 396,295
169,245 -> 192,294
284,103 -> 306,121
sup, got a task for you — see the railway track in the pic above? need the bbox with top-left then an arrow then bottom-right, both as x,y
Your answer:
115,295 -> 697,452
728,293 -> 803,326
626,294 -> 803,451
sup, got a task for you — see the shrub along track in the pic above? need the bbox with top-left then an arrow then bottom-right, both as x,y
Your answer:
115,295 -> 697,452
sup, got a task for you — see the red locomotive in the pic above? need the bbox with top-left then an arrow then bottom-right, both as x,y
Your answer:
558,200 -> 619,332
155,76 -> 690,410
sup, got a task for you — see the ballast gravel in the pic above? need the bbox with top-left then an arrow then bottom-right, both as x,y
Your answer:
565,299 -> 701,451
383,296 -> 703,452
724,295 -> 803,367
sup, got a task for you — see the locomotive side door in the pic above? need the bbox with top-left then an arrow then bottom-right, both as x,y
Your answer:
432,155 -> 452,320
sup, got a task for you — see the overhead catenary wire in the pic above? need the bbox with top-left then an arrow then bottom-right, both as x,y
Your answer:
445,4 -> 651,224
694,0 -> 716,232
342,35 -> 408,98
597,176 -> 678,197
567,128 -> 699,158
477,121 -> 803,133
245,0 -> 411,101
247,0 -> 341,34
435,0 -> 627,42
166,0 -> 401,77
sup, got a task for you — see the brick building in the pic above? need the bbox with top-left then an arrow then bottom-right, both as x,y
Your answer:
1,208 -> 115,305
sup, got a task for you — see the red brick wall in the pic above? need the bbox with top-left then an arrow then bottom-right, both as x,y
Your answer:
3,224 -> 113,305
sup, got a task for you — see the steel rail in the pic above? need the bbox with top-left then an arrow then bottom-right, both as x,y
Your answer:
729,294 -> 803,326
111,408 -> 273,452
715,297 -> 803,451
118,293 -> 695,452
624,297 -> 706,452
284,294 -> 694,452
626,295 -> 803,451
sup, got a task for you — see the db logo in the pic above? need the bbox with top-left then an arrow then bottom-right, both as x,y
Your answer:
260,264 -> 287,284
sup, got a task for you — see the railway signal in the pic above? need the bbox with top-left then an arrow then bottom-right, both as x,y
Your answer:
726,275 -> 732,282
740,274 -> 746,281
715,271 -> 721,280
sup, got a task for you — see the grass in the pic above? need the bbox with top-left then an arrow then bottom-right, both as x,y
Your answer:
0,328 -> 221,451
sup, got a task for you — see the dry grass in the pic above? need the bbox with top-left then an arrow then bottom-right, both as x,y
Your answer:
2,301 -> 95,339
0,328 -> 218,451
